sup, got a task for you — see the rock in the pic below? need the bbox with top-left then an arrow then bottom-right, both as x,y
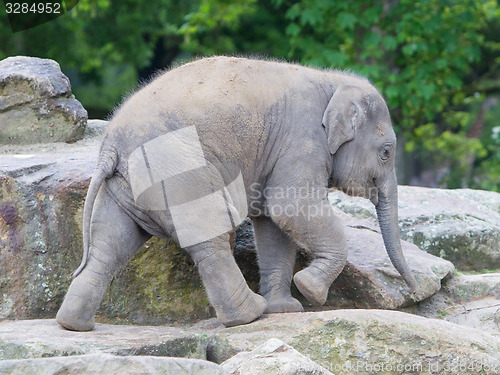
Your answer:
0,56 -> 87,144
0,353 -> 225,375
445,297 -> 500,335
221,338 -> 334,375
3,310 -> 500,374
406,273 -> 500,336
0,130 -> 211,324
207,310 -> 500,373
84,119 -> 108,138
330,186 -> 500,271
236,209 -> 455,310
0,319 -> 209,360
324,217 -> 454,309
447,273 -> 500,302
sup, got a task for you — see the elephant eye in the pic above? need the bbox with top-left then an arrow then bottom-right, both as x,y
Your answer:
380,146 -> 391,161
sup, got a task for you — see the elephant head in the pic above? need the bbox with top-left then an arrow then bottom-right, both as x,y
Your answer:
323,84 -> 417,293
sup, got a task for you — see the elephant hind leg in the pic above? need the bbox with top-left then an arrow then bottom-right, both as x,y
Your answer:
56,186 -> 151,331
186,233 -> 266,327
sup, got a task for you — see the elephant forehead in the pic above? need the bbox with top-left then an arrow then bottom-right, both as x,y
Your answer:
376,123 -> 385,137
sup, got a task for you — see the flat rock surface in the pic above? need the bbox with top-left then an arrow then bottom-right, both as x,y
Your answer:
2,309 -> 500,374
0,353 -> 225,375
205,310 -> 500,373
221,338 -> 333,375
0,319 -> 210,360
408,273 -> 500,337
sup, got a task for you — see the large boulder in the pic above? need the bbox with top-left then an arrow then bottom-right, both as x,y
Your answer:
236,211 -> 455,310
0,126 -> 211,324
221,338 -> 334,375
324,221 -> 454,309
0,319 -> 209,360
0,353 -> 225,375
207,310 -> 500,373
2,311 -> 500,374
330,187 -> 500,271
0,56 -> 87,144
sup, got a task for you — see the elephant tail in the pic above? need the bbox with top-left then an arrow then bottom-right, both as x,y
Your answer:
72,147 -> 118,277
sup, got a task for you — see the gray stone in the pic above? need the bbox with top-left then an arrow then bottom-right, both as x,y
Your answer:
329,187 -> 500,271
447,273 -> 500,303
0,56 -> 87,144
0,319 -> 209,360
0,353 -> 226,375
221,338 -> 333,375
236,209 -> 455,310
324,218 -> 455,309
206,310 -> 500,373
2,310 -> 500,374
446,297 -> 500,335
84,119 -> 108,138
406,273 -> 500,336
0,135 -> 212,324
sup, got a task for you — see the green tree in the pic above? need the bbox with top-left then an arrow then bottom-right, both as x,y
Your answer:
265,0 -> 499,188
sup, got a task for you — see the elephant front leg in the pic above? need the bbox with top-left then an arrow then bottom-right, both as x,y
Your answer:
186,234 -> 266,327
56,187 -> 150,331
269,195 -> 347,307
252,216 -> 303,313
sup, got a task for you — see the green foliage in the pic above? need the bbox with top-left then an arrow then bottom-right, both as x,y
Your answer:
270,0 -> 499,189
472,125 -> 500,191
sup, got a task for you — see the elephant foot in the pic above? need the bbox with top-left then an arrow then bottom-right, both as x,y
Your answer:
56,291 -> 97,332
265,297 -> 304,314
56,306 -> 95,332
293,269 -> 329,306
217,292 -> 267,327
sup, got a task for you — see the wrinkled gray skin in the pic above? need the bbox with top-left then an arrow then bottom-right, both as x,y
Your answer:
56,57 -> 417,331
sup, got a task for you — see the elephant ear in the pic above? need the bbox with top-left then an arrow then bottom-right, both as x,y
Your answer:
322,85 -> 365,155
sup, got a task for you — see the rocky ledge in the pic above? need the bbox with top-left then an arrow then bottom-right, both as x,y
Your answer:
1,307 -> 500,374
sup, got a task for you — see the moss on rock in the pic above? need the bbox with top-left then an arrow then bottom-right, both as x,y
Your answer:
100,237 -> 213,325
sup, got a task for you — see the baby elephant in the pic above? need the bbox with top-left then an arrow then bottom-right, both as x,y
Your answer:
56,56 -> 416,331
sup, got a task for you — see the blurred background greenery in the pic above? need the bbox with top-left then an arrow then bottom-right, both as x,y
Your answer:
1,0 -> 499,190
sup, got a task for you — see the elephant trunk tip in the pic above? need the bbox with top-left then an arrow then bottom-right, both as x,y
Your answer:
406,275 -> 417,295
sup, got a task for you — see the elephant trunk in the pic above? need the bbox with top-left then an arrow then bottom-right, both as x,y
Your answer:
375,172 -> 417,293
